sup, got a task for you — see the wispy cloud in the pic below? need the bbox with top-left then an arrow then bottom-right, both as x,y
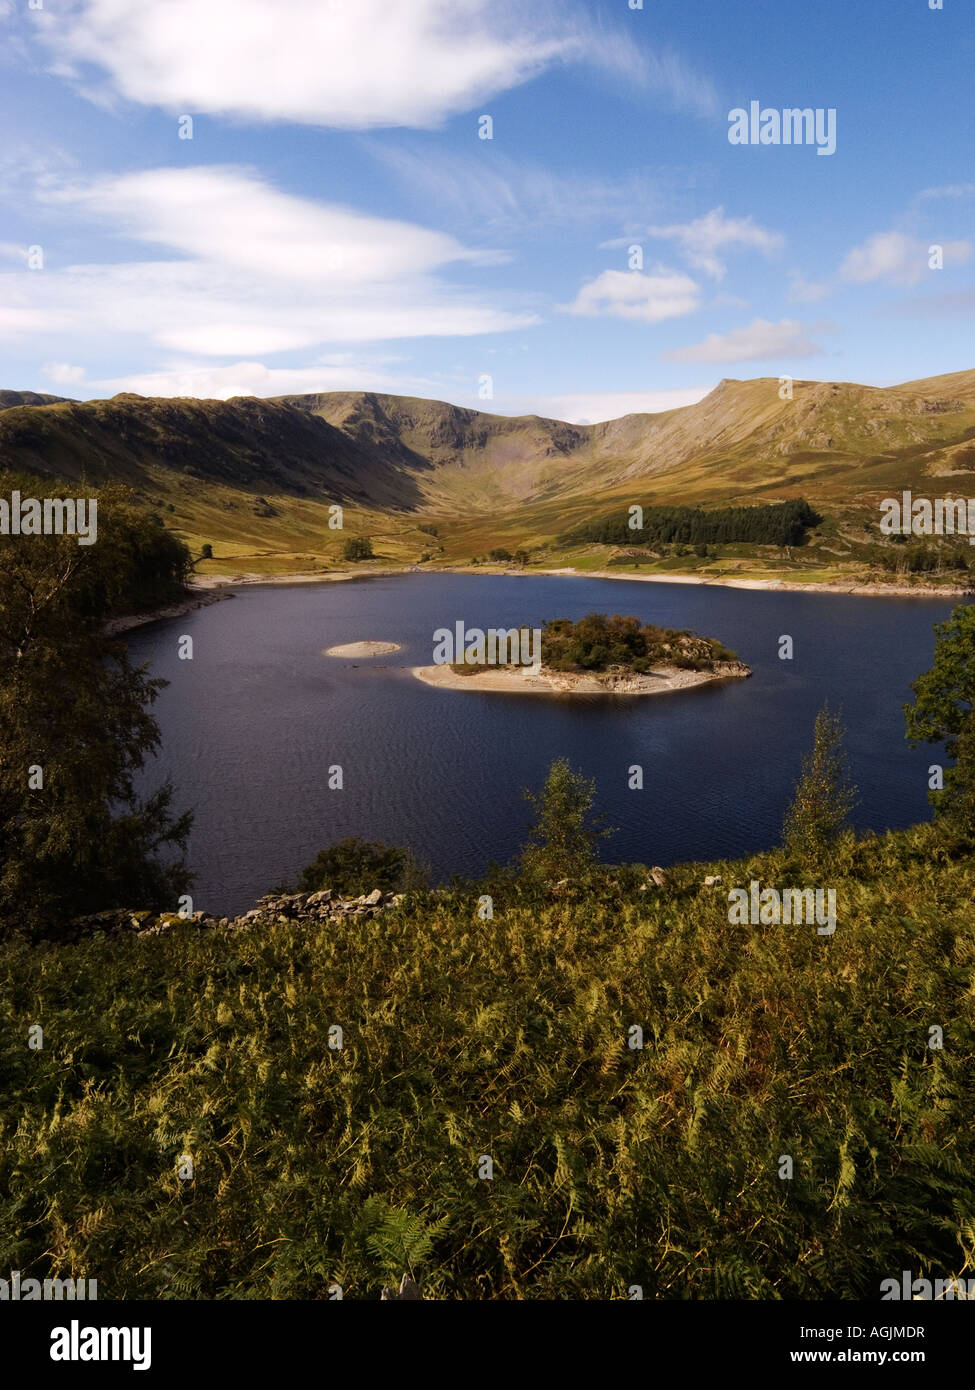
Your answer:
640,207 -> 784,281
915,183 -> 975,201
1,165 -> 536,358
663,318 -> 824,364
364,143 -> 670,236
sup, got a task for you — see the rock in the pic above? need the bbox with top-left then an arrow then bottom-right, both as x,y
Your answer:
362,889 -> 383,906
703,875 -> 723,887
649,866 -> 669,888
306,889 -> 333,906
381,1273 -> 423,1301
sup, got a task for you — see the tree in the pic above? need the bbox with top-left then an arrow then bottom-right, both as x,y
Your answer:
513,549 -> 530,566
343,536 -> 374,562
0,477 -> 193,937
488,548 -> 512,562
293,837 -> 426,897
905,602 -> 975,837
200,543 -> 213,559
521,758 -> 612,887
782,702 -> 857,866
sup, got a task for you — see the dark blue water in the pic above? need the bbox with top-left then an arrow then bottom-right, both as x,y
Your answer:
124,574 -> 957,915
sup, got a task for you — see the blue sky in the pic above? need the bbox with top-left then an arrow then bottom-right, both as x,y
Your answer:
0,0 -> 972,421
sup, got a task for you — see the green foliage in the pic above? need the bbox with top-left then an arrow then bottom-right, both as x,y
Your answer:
0,477 -> 193,937
293,837 -> 426,896
905,602 -> 975,836
200,543 -> 213,559
540,613 -> 734,673
520,758 -> 612,888
1,821 -> 973,1299
783,702 -> 858,867
356,1198 -> 447,1282
488,548 -> 512,562
561,499 -> 820,549
342,536 -> 374,562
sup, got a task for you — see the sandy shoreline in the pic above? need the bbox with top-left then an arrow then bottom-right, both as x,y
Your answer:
532,568 -> 974,600
196,564 -> 971,601
411,660 -> 751,697
109,561 -> 971,637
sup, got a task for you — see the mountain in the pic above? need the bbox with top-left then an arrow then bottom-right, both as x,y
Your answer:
0,390 -> 73,411
1,371 -> 973,577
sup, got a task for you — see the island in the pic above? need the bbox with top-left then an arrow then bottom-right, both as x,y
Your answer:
411,613 -> 751,696
323,640 -> 402,657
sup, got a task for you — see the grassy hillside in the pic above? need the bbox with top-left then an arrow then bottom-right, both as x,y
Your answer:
1,371 -> 974,582
1,822 -> 972,1299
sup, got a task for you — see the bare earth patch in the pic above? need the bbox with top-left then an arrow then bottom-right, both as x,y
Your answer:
324,640 -> 402,658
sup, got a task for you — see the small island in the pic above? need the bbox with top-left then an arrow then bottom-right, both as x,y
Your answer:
412,613 -> 751,696
323,640 -> 402,657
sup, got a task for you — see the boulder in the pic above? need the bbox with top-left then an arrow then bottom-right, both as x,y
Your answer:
703,875 -> 723,887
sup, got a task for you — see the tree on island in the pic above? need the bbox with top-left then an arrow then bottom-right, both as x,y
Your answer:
521,758 -> 612,889
782,701 -> 858,867
343,536 -> 374,562
905,602 -> 975,840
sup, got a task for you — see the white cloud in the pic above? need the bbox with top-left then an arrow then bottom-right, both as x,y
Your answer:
1,166 -> 536,357
663,318 -> 823,364
41,361 -> 87,385
47,166 -> 499,282
502,386 -> 713,423
78,359 -> 430,401
644,207 -> 784,280
31,0 -> 693,129
840,231 -> 972,286
562,268 -> 700,323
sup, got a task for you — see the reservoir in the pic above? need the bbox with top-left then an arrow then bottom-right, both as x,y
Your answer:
124,573 -> 957,916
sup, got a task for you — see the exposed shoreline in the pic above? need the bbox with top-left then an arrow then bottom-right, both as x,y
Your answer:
197,563 -> 973,601
109,561 -> 971,636
103,587 -> 233,636
411,660 -> 752,697
530,567 -> 974,600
